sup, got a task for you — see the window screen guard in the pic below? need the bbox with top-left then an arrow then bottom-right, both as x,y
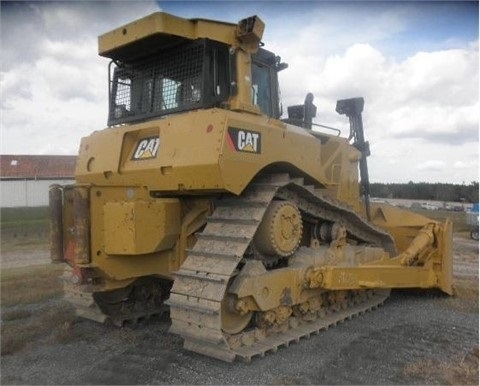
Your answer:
108,39 -> 231,126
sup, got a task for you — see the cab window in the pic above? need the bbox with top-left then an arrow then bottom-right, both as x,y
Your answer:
252,62 -> 272,117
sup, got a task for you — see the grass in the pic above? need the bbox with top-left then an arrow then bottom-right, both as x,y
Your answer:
1,309 -> 33,322
0,207 -> 49,226
1,303 -> 76,356
1,207 -> 50,263
1,209 -> 67,356
403,346 -> 479,385
0,206 -> 50,244
1,238 -> 50,256
1,264 -> 65,307
0,263 -> 76,356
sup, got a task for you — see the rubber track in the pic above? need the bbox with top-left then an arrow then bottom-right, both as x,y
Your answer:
168,174 -> 395,362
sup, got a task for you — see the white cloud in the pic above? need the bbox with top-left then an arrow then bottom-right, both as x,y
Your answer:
393,48 -> 478,106
41,38 -> 97,64
368,139 -> 478,183
1,1 -> 160,155
35,56 -> 103,102
41,5 -> 86,30
453,159 -> 479,171
415,160 -> 446,171
1,59 -> 106,154
275,36 -> 478,183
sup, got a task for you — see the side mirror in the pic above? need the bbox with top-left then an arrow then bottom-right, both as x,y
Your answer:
286,93 -> 316,129
304,93 -> 316,130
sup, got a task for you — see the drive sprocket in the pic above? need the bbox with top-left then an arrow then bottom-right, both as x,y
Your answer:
253,200 -> 303,257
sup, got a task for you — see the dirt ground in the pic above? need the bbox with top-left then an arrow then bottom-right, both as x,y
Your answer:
1,235 -> 478,385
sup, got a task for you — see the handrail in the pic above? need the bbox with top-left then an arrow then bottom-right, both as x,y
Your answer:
311,123 -> 341,136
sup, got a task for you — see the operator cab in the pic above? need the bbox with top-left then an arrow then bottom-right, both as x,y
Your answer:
251,48 -> 286,119
107,39 -> 285,126
108,38 -> 232,126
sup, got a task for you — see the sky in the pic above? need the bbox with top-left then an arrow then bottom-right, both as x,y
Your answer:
1,0 -> 478,184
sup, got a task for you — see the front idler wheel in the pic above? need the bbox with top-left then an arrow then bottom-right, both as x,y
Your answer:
221,294 -> 253,334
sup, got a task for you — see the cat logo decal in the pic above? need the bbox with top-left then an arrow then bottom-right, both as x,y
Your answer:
132,136 -> 160,160
227,127 -> 261,154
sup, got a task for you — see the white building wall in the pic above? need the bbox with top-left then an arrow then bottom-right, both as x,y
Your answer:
0,179 -> 74,207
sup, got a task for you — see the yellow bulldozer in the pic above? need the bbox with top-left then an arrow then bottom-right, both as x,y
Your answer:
50,12 -> 453,362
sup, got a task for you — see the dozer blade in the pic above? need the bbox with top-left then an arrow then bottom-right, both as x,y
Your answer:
360,203 -> 455,295
437,218 -> 453,295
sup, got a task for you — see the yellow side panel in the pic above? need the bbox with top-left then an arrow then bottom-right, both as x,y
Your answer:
103,199 -> 181,255
75,108 -> 360,209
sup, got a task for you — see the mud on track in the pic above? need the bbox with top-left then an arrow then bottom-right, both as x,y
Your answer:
1,236 -> 478,385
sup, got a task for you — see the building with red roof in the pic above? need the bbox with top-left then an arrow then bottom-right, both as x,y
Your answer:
0,155 -> 76,207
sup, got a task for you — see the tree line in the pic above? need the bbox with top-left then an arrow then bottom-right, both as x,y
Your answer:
369,181 -> 479,203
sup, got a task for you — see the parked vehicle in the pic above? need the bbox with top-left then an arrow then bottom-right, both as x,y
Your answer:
466,203 -> 479,240
421,202 -> 438,210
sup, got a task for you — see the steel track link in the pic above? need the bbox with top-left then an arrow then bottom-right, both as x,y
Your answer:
167,176 -> 281,361
63,274 -> 108,323
63,270 -> 167,327
187,290 -> 390,362
168,173 -> 396,362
